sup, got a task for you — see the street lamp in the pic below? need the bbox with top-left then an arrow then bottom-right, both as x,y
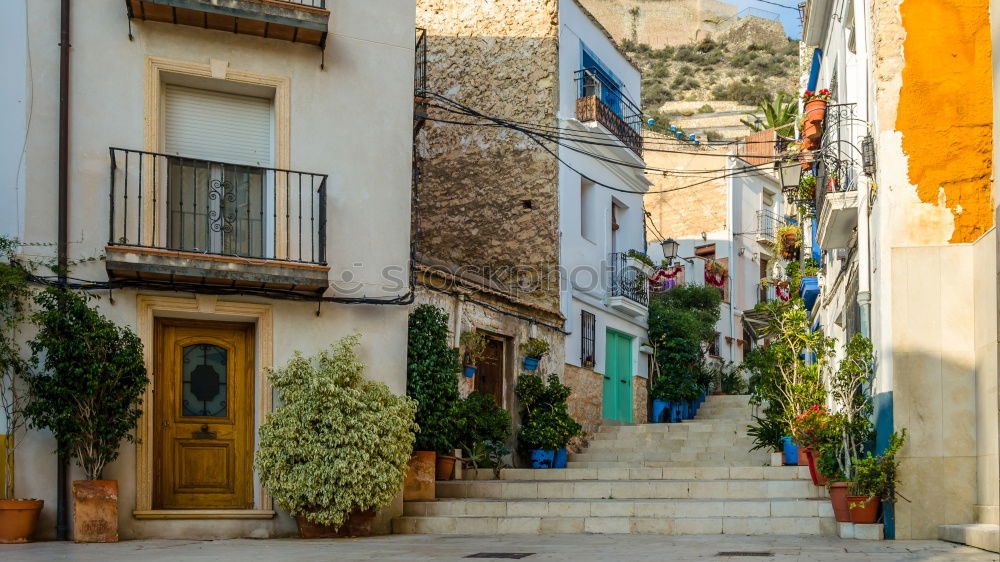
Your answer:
660,238 -> 679,261
777,158 -> 803,193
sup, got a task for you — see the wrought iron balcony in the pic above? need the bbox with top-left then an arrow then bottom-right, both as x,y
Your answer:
414,27 -> 428,134
608,252 -> 649,314
755,209 -> 788,246
815,103 -> 862,250
126,0 -> 329,47
106,147 -> 329,295
574,68 -> 643,157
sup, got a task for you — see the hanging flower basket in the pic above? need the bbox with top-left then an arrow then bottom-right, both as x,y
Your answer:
775,225 -> 802,260
704,260 -> 727,288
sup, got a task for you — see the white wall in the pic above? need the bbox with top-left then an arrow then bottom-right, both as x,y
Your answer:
0,0 -> 28,240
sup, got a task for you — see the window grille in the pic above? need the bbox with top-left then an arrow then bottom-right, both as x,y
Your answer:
581,311 -> 596,367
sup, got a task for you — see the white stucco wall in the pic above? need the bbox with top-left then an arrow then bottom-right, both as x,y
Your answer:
0,0 -> 28,241
8,0 -> 415,540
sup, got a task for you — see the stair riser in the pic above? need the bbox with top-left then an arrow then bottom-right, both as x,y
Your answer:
567,461 -> 779,468
570,453 -> 769,463
393,516 -> 837,536
586,441 -> 757,451
405,500 -> 834,518
436,480 -> 825,500
460,467 -> 811,481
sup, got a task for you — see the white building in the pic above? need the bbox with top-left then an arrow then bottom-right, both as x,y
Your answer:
2,0 -> 415,539
557,0 -> 652,424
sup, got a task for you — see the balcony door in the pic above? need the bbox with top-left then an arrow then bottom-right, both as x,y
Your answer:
163,85 -> 274,258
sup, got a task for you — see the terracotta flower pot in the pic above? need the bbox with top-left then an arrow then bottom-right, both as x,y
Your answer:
847,495 -> 881,524
296,510 -> 375,538
796,447 -> 808,466
804,99 -> 828,123
803,448 -> 828,486
72,480 -> 118,543
435,454 -> 457,481
0,499 -> 44,543
829,482 -> 852,522
403,451 -> 436,500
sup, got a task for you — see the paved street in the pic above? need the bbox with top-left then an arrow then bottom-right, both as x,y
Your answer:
3,535 -> 996,561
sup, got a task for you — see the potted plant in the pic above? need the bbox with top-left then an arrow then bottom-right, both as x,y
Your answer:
826,170 -> 839,192
256,335 -> 417,538
515,374 -> 581,468
791,404 -> 834,485
801,89 -> 832,141
848,430 -> 907,524
747,415 -> 786,467
24,287 -> 148,543
775,225 -> 802,260
455,391 -> 512,479
704,260 -> 727,289
459,330 -> 487,378
625,249 -> 656,276
519,338 -> 550,371
798,173 -> 817,200
406,305 -> 461,491
0,238 -> 43,544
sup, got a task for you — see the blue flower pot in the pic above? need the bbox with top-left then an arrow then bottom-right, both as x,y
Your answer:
781,436 -> 798,465
463,365 -> 477,378
669,402 -> 683,423
530,449 -> 556,469
652,399 -> 670,423
553,448 -> 568,468
523,357 -> 540,371
679,402 -> 689,420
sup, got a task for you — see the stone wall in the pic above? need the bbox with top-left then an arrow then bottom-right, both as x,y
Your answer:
564,363 -> 604,448
415,0 -> 562,310
578,0 -> 737,48
632,375 -> 649,423
714,15 -> 788,51
643,132 -> 729,240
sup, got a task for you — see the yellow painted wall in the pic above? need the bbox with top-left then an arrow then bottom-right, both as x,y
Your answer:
0,434 -> 9,498
897,0 -> 994,243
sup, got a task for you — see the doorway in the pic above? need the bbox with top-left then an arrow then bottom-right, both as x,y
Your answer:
153,318 -> 255,510
602,329 -> 633,422
475,335 -> 506,408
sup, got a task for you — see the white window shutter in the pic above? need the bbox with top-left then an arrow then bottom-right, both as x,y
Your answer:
164,85 -> 272,167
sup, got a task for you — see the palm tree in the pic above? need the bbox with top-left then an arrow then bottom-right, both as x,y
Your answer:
741,93 -> 797,137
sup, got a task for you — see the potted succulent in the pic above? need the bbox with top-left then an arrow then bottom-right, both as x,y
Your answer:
519,338 -> 550,371
256,335 -> 417,538
459,330 -> 487,378
24,288 -> 148,543
406,305 -> 461,491
0,238 -> 43,544
848,430 -> 907,524
747,415 -> 786,467
515,374 -> 581,468
775,225 -> 802,260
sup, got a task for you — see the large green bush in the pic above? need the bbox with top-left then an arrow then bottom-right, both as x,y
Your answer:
255,335 -> 417,527
24,287 -> 148,480
648,285 -> 722,402
515,374 -> 580,453
407,304 -> 461,454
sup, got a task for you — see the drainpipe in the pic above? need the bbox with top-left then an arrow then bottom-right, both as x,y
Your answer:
56,0 -> 71,541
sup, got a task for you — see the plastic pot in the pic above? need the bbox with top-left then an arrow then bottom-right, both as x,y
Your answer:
781,436 -> 798,465
553,448 -> 568,468
530,449 -> 556,469
652,399 -> 670,423
0,499 -> 43,544
848,495 -> 880,524
435,455 -> 457,481
463,364 -> 477,377
523,357 -> 540,371
829,482 -> 852,522
803,448 -> 828,486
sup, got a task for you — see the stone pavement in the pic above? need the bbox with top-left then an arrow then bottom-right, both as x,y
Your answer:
4,535 -> 997,561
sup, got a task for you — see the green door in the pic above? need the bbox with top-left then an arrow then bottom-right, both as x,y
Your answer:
602,329 -> 633,422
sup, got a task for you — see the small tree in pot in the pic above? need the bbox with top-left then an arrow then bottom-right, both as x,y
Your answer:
0,237 -> 43,544
255,335 -> 417,537
24,287 -> 147,543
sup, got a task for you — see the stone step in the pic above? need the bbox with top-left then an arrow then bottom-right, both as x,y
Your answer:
591,432 -> 751,442
567,460 -> 774,469
436,479 -> 825,500
460,466 -> 811,481
569,451 -> 768,463
405,498 -> 835,519
939,523 -> 1000,553
392,514 -> 837,535
599,422 -> 749,434
585,439 -> 756,451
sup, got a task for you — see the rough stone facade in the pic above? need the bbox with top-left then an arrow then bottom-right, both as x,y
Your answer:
714,15 -> 788,51
415,0 -> 562,310
643,131 -> 729,240
632,375 -> 649,423
564,363 -> 604,447
578,0 -> 737,47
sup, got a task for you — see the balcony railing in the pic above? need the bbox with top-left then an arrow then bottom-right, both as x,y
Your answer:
755,209 -> 787,245
108,148 -> 327,265
609,252 -> 649,307
574,68 -> 643,156
815,103 -> 861,217
414,27 -> 428,133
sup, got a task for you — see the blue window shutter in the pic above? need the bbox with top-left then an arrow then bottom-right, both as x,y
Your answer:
807,48 -> 823,91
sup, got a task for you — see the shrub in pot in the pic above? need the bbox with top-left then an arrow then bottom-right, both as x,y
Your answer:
848,430 -> 907,524
24,287 -> 148,543
456,392 -> 511,479
747,415 -> 786,467
255,335 -> 417,537
406,305 -> 461,485
459,331 -> 487,378
0,238 -> 43,544
519,338 -> 550,371
515,374 -> 581,468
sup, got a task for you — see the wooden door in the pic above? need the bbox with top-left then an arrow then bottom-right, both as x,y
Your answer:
475,336 -> 505,407
602,330 -> 633,422
154,319 -> 254,510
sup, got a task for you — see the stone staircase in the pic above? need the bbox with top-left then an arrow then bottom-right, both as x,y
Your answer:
393,395 -> 835,535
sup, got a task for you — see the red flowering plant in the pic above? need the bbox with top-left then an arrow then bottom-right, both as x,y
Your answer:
791,404 -> 833,450
802,89 -> 832,103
